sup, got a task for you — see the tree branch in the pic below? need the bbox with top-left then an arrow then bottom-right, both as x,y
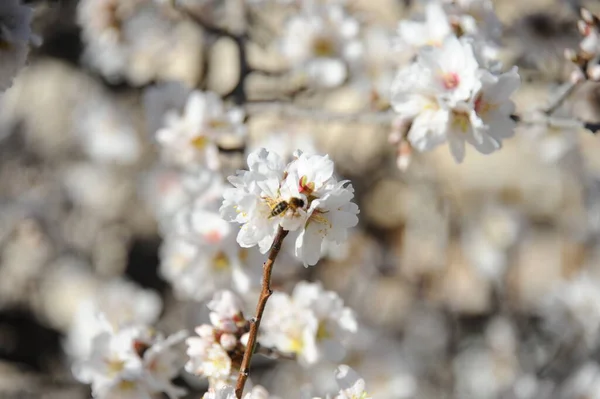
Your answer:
235,226 -> 289,399
544,80 -> 582,116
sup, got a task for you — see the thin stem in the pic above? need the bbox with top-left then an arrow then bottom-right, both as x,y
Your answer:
235,226 -> 289,399
245,102 -> 396,124
544,80 -> 582,116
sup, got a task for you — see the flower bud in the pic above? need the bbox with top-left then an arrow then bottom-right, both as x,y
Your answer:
195,324 -> 215,339
581,8 -> 595,24
219,333 -> 238,351
578,20 -> 591,36
570,69 -> 586,84
564,48 -> 578,63
240,332 -> 250,347
588,64 -> 600,81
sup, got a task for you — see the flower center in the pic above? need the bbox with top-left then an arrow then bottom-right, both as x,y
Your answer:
239,248 -> 249,262
190,135 -> 208,150
288,335 -> 305,354
442,72 -> 460,90
106,358 -> 125,375
312,36 -> 336,57
118,380 -> 137,391
204,230 -> 222,244
451,110 -> 471,133
299,176 -> 315,195
212,251 -> 230,271
316,321 -> 331,341
474,94 -> 496,116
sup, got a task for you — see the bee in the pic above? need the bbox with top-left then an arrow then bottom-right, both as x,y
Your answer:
269,197 -> 305,218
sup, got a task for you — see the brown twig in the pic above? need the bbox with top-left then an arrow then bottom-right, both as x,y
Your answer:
235,226 -> 289,399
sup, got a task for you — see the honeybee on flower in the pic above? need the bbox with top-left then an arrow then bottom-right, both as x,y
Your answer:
220,148 -> 359,266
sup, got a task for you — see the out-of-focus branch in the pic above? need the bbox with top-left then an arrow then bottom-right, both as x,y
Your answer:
245,102 -> 397,124
246,102 -> 600,133
544,80 -> 582,116
255,344 -> 297,361
235,226 -> 289,399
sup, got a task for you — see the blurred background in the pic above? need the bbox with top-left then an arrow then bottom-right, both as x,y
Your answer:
5,0 -> 600,398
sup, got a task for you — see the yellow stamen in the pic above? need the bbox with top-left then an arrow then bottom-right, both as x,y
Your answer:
213,251 -> 230,270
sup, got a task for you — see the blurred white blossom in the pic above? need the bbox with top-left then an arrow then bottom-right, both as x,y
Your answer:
73,322 -> 187,399
156,90 -> 245,170
260,281 -> 357,365
279,4 -> 361,87
66,279 -> 162,361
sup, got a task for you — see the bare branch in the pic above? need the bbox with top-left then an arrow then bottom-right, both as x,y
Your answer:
235,227 -> 289,399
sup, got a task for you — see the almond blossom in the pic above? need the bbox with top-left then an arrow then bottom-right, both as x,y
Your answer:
185,290 -> 248,387
156,90 -> 245,170
391,35 -> 520,162
260,281 -> 357,365
73,321 -> 187,399
279,4 -> 361,87
220,148 -> 359,266
397,2 -> 453,50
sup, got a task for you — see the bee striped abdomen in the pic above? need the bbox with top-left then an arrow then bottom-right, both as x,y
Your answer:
270,201 -> 289,217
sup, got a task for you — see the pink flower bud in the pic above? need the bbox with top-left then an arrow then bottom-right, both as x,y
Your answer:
588,64 -> 600,81
219,333 -> 238,351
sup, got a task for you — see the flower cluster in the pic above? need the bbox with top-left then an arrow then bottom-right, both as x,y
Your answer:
73,320 -> 187,399
201,364 -> 368,399
158,169 -> 260,301
391,35 -> 520,162
185,290 -> 249,386
221,148 -> 359,266
566,8 -> 600,82
260,281 -> 357,365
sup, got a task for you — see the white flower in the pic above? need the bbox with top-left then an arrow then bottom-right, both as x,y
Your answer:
391,36 -> 520,162
260,290 -> 319,365
158,169 -> 260,301
156,90 -> 244,170
291,282 -> 357,361
185,325 -> 233,384
397,2 -> 452,50
66,279 -> 162,360
73,323 -> 187,399
0,0 -> 35,92
73,92 -> 141,165
260,281 -> 356,366
220,148 -> 359,266
208,290 -> 245,333
417,35 -> 480,105
279,4 -> 361,87
334,365 -> 371,399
